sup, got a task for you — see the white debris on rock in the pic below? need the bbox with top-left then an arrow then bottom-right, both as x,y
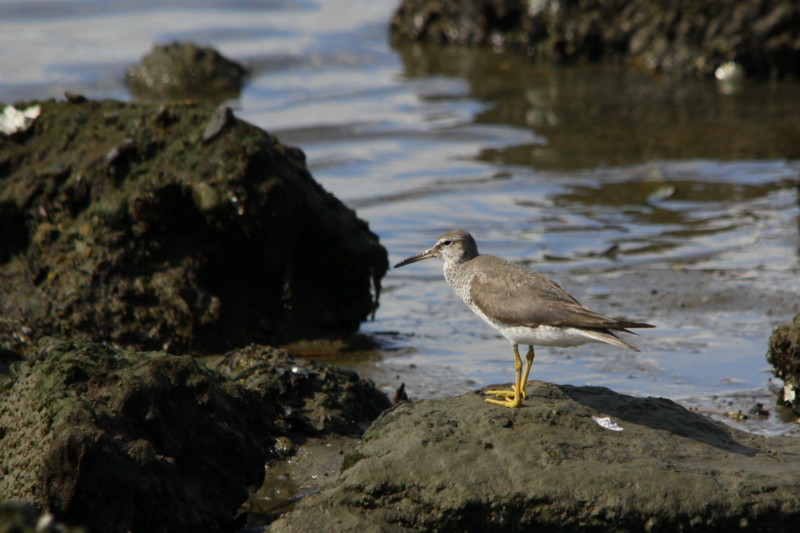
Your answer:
0,104 -> 41,135
592,416 -> 624,431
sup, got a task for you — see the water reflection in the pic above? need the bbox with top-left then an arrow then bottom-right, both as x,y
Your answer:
394,42 -> 800,169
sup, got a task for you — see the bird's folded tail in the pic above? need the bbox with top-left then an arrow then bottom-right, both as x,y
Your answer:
579,328 -> 642,352
614,319 -> 655,329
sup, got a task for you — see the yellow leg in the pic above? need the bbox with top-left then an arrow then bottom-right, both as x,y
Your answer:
519,346 -> 535,397
485,344 -> 524,408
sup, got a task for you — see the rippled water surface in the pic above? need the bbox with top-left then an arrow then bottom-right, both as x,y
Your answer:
2,0 -> 799,435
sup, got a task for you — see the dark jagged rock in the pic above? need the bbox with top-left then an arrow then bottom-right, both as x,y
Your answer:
125,42 -> 248,101
271,382 -> 800,532
767,313 -> 800,415
215,345 -> 393,525
0,99 -> 387,354
0,338 -> 273,533
390,0 -> 800,79
215,344 -> 392,440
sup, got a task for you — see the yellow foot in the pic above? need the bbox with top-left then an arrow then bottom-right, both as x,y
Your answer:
484,388 -> 523,408
484,394 -> 522,408
485,385 -> 526,399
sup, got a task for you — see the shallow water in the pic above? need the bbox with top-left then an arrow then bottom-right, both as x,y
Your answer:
2,0 -> 799,435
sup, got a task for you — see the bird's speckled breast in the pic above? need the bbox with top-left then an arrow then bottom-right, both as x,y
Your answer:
443,259 -> 501,331
442,259 -> 471,304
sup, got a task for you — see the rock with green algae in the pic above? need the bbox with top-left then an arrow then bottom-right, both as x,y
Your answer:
214,344 -> 392,439
214,344 -> 393,525
0,338 -> 273,532
767,313 -> 800,415
271,382 -> 800,532
0,98 -> 387,355
0,339 -> 392,532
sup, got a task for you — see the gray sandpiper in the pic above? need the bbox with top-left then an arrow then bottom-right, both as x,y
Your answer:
394,229 -> 655,408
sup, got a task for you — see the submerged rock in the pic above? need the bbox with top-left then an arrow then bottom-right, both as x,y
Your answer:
125,42 -> 247,101
767,313 -> 800,415
271,382 -> 800,532
390,0 -> 800,79
0,99 -> 387,354
0,338 -> 273,532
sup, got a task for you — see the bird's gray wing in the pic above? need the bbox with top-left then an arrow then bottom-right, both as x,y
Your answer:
468,256 -> 644,330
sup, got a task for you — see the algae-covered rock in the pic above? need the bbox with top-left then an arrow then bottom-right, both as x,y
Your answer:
0,338 -> 273,532
0,339 -> 391,531
215,344 -> 392,439
215,344 -> 392,525
767,313 -> 800,415
390,0 -> 800,79
0,99 -> 387,354
271,382 -> 800,532
125,42 -> 247,101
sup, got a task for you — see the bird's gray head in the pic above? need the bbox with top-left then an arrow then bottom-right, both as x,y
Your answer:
394,229 -> 479,268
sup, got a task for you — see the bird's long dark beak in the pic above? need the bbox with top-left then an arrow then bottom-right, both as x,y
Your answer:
394,249 -> 437,268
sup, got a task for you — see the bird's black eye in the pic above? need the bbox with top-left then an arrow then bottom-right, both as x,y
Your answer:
441,240 -> 452,246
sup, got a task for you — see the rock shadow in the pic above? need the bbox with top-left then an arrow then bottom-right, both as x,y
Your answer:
556,383 -> 761,456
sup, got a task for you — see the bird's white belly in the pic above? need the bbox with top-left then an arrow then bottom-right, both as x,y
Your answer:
494,324 -> 597,347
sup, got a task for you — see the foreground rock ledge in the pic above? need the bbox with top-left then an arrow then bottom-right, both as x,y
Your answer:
0,338 -> 272,532
272,382 -> 800,532
0,339 -> 391,532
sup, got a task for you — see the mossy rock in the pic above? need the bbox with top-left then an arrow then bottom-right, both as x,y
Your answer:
0,99 -> 387,354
